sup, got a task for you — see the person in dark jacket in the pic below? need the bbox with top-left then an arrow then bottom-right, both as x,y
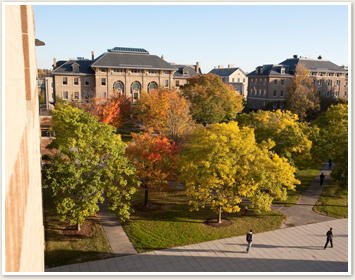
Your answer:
246,230 -> 253,253
324,227 -> 333,249
320,173 -> 325,186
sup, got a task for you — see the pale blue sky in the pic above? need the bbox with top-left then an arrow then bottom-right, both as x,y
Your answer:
33,4 -> 349,73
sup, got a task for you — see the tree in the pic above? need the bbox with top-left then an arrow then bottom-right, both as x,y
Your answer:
82,94 -> 131,128
236,110 -> 313,168
181,74 -> 244,126
43,104 -> 139,231
179,122 -> 300,223
133,88 -> 195,146
312,104 -> 348,188
285,63 -> 320,121
125,130 -> 179,207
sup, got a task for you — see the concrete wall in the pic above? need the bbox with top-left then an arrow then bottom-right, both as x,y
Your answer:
5,5 -> 44,272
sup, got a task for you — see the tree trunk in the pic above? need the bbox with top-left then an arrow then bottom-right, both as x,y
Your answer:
218,206 -> 222,223
76,222 -> 81,232
144,188 -> 149,208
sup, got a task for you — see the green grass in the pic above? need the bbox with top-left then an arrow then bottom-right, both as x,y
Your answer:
122,189 -> 285,253
313,178 -> 348,218
273,168 -> 319,206
43,188 -> 113,268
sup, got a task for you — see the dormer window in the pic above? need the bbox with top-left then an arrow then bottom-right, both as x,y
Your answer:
280,67 -> 285,74
72,63 -> 80,72
183,69 -> 188,75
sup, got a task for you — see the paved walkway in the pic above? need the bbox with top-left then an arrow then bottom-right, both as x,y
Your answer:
97,199 -> 137,257
271,163 -> 336,228
45,218 -> 348,273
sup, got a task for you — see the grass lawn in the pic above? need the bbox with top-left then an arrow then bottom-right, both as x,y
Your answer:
121,188 -> 285,253
273,168 -> 319,206
313,178 -> 348,218
43,188 -> 113,268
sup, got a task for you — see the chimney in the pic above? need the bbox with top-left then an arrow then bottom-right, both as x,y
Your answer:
53,58 -> 57,68
218,65 -> 224,69
195,61 -> 201,73
214,66 -> 217,69
161,55 -> 164,60
91,51 -> 94,60
293,55 -> 298,59
318,55 -> 322,60
228,64 -> 234,69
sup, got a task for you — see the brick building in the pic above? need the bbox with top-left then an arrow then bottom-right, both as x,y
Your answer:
247,55 -> 348,110
51,47 -> 201,103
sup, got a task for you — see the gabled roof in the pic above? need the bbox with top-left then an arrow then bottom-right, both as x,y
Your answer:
172,64 -> 199,79
209,67 -> 246,77
52,59 -> 94,76
91,49 -> 177,71
247,64 -> 293,77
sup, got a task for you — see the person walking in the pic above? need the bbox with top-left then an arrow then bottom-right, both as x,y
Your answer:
328,159 -> 332,170
320,173 -> 325,186
246,230 -> 253,253
324,227 -> 333,249
244,205 -> 248,216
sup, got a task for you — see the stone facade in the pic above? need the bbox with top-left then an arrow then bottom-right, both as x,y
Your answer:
247,56 -> 348,110
5,5 -> 44,272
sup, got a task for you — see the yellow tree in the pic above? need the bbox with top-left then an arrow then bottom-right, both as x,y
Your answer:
285,63 -> 320,121
133,88 -> 195,146
179,122 -> 300,223
236,110 -> 312,168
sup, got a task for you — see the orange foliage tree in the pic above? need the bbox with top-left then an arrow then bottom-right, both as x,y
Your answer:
133,88 -> 195,146
84,94 -> 131,128
126,130 -> 179,208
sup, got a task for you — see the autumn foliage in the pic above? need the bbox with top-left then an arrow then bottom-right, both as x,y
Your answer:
83,94 -> 131,128
133,88 -> 195,146
126,130 -> 179,207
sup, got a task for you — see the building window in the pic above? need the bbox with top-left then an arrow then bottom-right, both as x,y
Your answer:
281,80 -> 284,86
274,80 -> 277,85
259,89 -> 262,96
131,69 -> 141,74
238,78 -> 240,83
335,80 -> 340,87
101,78 -> 106,86
63,91 -> 68,100
344,92 -> 347,97
280,90 -> 284,97
263,79 -> 266,85
273,90 -> 277,97
263,89 -> 266,95
280,68 -> 285,74
85,78 -> 90,86
148,70 -> 158,74
148,82 -> 158,92
250,78 -> 253,83
74,77 -> 79,85
317,90 -> 322,95
334,91 -> 338,97
243,78 -> 245,82
327,80 -> 332,87
164,71 -> 169,74
336,73 -> 341,77
327,91 -> 331,96
345,81 -> 348,86
164,80 -> 169,88
63,77 -> 67,85
317,80 -> 323,86
100,68 -> 106,72
74,91 -> 79,100
131,81 -> 141,100
254,79 -> 257,85
175,80 -> 180,87
319,73 -> 324,76
259,79 -> 262,85
327,73 -> 334,77
113,81 -> 124,96
113,69 -> 124,73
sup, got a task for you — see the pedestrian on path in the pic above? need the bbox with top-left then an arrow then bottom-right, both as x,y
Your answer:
329,159 -> 332,170
320,173 -> 325,186
324,227 -> 333,249
246,230 -> 253,253
244,205 -> 248,216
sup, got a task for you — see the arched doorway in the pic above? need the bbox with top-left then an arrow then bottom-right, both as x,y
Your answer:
130,81 -> 141,100
113,81 -> 124,97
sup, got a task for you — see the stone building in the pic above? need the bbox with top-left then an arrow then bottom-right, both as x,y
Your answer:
5,5 -> 45,272
209,65 -> 248,99
247,55 -> 348,110
51,47 -> 201,103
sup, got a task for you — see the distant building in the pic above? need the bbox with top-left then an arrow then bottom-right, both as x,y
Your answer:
247,55 -> 348,110
51,47 -> 201,103
209,65 -> 248,99
5,4 -> 45,272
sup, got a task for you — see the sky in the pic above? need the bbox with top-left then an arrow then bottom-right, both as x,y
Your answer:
33,3 -> 349,73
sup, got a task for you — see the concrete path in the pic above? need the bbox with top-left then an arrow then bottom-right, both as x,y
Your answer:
45,218 -> 348,273
271,163 -> 336,228
97,199 -> 137,257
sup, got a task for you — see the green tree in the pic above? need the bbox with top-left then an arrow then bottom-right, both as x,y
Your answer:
285,63 -> 320,121
236,110 -> 312,168
312,104 -> 348,188
43,104 -> 139,231
179,122 -> 300,223
180,74 -> 244,126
